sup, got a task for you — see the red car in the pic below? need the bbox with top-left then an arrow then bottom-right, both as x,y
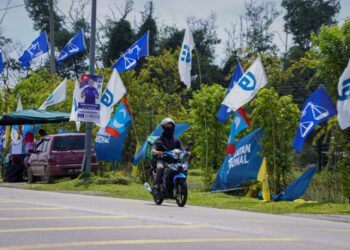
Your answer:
26,133 -> 98,183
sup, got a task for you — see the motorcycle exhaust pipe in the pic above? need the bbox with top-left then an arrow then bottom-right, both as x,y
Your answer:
144,182 -> 152,193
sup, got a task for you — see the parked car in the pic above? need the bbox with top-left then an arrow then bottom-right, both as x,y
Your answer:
26,133 -> 98,183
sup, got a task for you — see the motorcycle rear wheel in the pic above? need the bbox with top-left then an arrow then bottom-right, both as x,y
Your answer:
175,180 -> 188,207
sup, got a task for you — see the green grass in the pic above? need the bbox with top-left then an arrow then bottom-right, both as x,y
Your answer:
25,170 -> 350,215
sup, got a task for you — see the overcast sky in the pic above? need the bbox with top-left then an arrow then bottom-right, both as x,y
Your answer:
1,0 -> 350,65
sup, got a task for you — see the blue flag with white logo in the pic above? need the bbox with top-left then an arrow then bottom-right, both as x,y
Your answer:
0,126 -> 6,152
112,31 -> 149,72
19,32 -> 49,68
95,99 -> 132,162
57,29 -> 86,66
216,61 -> 243,122
0,52 -> 4,73
212,128 -> 263,192
292,86 -> 337,153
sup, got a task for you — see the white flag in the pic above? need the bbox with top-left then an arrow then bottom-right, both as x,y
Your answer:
11,98 -> 23,141
337,59 -> 350,130
222,57 -> 267,111
39,78 -> 67,110
16,98 -> 23,111
178,27 -> 195,88
100,68 -> 126,127
69,80 -> 81,131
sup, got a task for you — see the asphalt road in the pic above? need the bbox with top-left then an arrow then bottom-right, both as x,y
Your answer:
0,187 -> 349,250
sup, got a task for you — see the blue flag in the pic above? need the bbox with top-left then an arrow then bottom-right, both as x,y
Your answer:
57,29 -> 86,66
95,100 -> 131,162
212,128 -> 263,191
0,52 -> 4,73
292,86 -> 337,153
19,32 -> 49,68
133,123 -> 190,166
112,31 -> 149,72
216,61 -> 243,122
273,166 -> 317,201
0,126 -> 5,153
226,109 -> 250,155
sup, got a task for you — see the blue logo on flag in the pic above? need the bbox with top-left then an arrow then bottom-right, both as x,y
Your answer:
19,32 -> 49,68
112,31 -> 149,72
339,78 -> 350,101
216,61 -> 243,122
0,52 -> 4,74
101,89 -> 114,107
238,72 -> 256,91
180,44 -> 191,63
292,86 -> 337,153
57,29 -> 86,66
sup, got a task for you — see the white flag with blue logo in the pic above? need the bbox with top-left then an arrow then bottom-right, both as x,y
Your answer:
337,59 -> 350,130
19,32 -> 49,68
57,29 -> 86,66
178,27 -> 195,89
69,80 -> 81,131
39,78 -> 67,110
100,69 -> 126,128
222,57 -> 267,111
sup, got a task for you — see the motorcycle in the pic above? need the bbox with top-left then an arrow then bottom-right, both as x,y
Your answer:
144,145 -> 192,207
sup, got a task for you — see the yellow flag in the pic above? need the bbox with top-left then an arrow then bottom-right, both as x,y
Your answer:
131,143 -> 141,177
257,158 -> 271,202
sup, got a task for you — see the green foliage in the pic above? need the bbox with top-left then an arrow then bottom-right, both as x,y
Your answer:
282,0 -> 340,49
101,19 -> 135,67
188,84 -> 228,190
250,88 -> 300,193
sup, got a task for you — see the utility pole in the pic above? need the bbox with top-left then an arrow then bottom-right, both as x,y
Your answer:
82,0 -> 97,173
48,0 -> 55,74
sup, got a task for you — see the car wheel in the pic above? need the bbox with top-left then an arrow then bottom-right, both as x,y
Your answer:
44,167 -> 53,184
27,166 -> 36,183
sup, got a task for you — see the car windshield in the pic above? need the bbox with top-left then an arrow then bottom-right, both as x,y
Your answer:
52,136 -> 85,151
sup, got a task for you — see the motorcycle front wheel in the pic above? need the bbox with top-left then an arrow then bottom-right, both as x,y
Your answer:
175,180 -> 188,207
153,189 -> 164,205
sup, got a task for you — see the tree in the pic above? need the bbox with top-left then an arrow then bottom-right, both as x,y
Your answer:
282,0 -> 340,50
101,19 -> 134,67
137,1 -> 158,56
301,20 -> 350,200
189,84 -> 228,190
24,0 -> 63,34
249,88 -> 300,193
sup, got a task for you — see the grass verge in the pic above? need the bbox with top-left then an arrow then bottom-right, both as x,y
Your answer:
23,171 -> 350,215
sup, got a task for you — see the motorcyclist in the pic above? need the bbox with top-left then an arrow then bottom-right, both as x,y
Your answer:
151,118 -> 183,190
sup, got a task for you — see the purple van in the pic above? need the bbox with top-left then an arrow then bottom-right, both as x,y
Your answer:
27,133 -> 98,183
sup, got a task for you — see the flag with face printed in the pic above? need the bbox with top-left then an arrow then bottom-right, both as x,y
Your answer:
19,32 -> 49,68
222,57 -> 267,111
57,29 -> 86,66
112,31 -> 149,72
39,78 -> 67,110
178,27 -> 195,88
337,59 -> 350,129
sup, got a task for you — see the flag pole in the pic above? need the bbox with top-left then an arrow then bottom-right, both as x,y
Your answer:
194,48 -> 209,181
48,0 -> 56,74
82,0 -> 97,174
